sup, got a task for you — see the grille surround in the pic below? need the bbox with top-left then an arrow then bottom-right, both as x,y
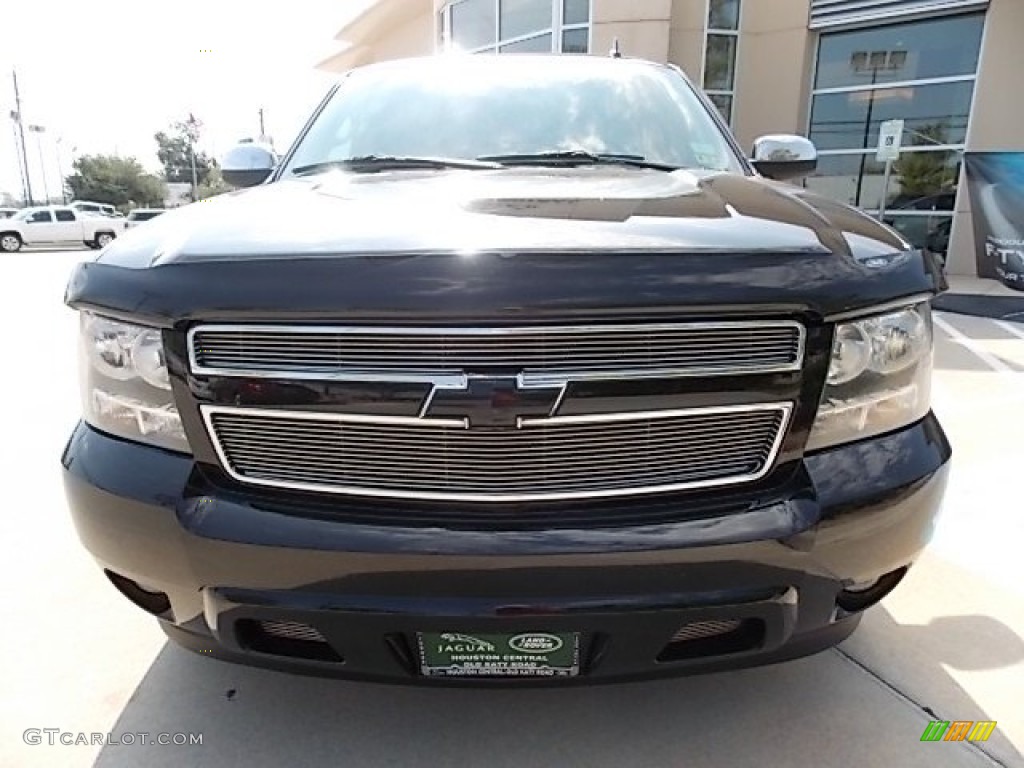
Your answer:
188,321 -> 806,384
202,403 -> 793,503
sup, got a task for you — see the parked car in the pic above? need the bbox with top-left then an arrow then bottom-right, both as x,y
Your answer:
69,200 -> 119,218
1,205 -> 124,251
882,190 -> 956,254
925,219 -> 952,265
0,207 -> 18,219
124,208 -> 166,229
62,54 -> 949,684
888,191 -> 956,212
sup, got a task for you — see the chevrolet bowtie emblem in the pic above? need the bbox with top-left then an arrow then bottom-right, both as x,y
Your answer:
421,375 -> 565,428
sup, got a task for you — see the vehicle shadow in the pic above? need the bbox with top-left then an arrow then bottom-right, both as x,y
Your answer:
92,607 -> 1022,768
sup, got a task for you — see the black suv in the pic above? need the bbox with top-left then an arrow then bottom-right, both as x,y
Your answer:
62,55 -> 950,684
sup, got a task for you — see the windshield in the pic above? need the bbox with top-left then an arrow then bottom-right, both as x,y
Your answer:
283,56 -> 744,176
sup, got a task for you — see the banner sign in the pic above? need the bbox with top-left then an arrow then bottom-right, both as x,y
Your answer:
964,152 -> 1024,291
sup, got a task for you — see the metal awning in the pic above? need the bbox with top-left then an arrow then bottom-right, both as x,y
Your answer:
809,0 -> 988,29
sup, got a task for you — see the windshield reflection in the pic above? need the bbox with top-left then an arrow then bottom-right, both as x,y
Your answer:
285,57 -> 744,176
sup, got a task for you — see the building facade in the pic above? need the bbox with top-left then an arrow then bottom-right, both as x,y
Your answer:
317,0 -> 1024,280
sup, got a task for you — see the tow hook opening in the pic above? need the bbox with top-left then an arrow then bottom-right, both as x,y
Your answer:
836,566 -> 909,614
105,570 -> 173,618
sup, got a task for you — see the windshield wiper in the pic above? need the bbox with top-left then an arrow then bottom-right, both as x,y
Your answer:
477,150 -> 680,172
292,155 -> 504,176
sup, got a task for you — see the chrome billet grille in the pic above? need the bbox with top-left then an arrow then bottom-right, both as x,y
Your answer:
258,621 -> 327,643
189,322 -> 805,382
203,404 -> 792,502
671,620 -> 744,643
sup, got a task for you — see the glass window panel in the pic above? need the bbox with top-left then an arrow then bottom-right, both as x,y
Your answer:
708,93 -> 733,124
561,27 -> 589,54
452,0 -> 496,51
805,154 -> 863,207
814,14 -> 985,90
703,34 -> 737,91
882,213 -> 953,252
807,150 -> 961,211
809,80 -> 974,151
500,0 -> 550,41
500,33 -> 553,53
563,0 -> 589,25
885,150 -> 962,211
708,0 -> 740,30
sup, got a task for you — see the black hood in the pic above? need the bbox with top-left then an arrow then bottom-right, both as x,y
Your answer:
67,168 -> 943,326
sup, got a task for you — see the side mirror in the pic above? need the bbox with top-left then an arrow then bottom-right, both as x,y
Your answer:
751,135 -> 818,181
222,143 -> 277,188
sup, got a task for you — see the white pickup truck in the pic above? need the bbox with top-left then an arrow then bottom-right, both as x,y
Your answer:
0,205 -> 125,252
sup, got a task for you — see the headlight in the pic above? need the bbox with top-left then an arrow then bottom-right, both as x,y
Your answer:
807,302 -> 932,451
79,312 -> 191,453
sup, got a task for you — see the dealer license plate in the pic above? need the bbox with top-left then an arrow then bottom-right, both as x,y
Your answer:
417,632 -> 580,678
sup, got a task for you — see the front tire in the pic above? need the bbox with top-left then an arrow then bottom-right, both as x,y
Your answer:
0,233 -> 22,252
95,232 -> 115,248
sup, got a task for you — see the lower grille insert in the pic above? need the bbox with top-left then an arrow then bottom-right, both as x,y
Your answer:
658,618 -> 765,662
259,620 -> 328,643
236,619 -> 342,663
203,403 -> 792,502
670,619 -> 744,643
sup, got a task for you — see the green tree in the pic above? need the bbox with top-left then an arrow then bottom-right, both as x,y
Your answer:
66,154 -> 167,208
195,166 -> 233,201
155,119 -> 216,185
893,124 -> 957,199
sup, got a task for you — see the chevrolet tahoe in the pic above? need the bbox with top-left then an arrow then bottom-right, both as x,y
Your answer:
2,205 -> 123,252
61,54 -> 951,684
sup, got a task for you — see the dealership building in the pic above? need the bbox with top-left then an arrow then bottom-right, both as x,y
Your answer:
318,0 -> 1024,282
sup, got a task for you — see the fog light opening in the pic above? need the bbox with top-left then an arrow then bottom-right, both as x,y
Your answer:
104,570 -> 173,618
836,567 -> 909,613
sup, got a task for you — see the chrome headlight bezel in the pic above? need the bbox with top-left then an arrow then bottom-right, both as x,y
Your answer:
79,311 -> 191,453
807,301 -> 933,452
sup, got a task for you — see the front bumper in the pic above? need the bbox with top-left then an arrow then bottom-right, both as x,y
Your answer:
62,414 -> 950,685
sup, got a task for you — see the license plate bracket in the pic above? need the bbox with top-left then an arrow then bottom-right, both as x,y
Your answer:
416,631 -> 580,678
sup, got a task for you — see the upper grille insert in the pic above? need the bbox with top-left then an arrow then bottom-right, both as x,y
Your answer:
189,322 -> 805,381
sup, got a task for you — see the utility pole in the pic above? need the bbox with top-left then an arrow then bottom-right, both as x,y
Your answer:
11,70 -> 33,206
8,111 -> 28,205
185,113 -> 200,201
28,125 -> 49,203
55,137 -> 67,204
190,145 -> 198,199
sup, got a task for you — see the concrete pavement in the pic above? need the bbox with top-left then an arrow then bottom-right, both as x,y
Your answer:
1,250 -> 1021,767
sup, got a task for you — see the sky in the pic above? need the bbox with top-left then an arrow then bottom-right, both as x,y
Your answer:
0,0 -> 375,203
